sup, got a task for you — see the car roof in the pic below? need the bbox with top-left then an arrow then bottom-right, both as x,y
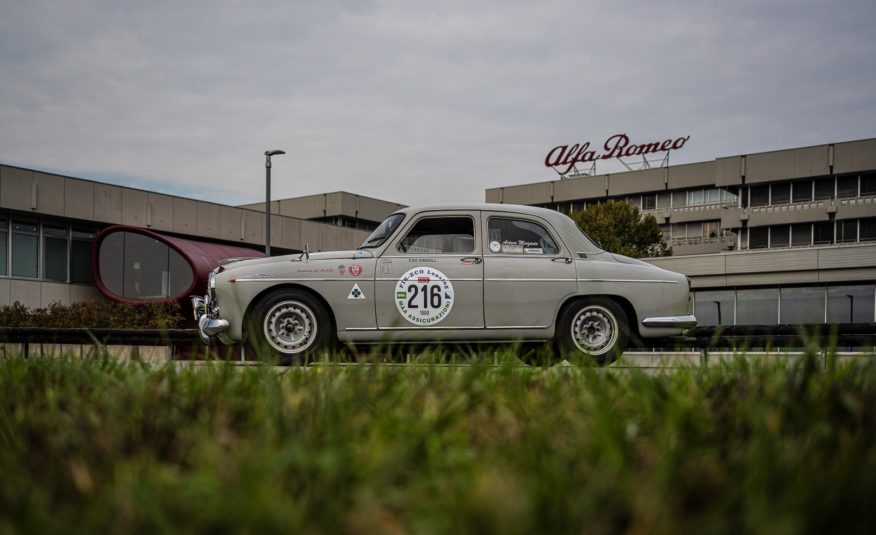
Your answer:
396,203 -> 561,220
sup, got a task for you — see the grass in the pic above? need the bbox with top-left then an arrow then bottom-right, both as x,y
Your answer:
1,351 -> 875,533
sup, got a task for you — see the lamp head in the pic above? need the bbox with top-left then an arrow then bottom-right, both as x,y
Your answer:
265,150 -> 286,157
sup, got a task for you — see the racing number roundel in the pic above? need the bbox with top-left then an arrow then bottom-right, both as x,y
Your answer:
395,267 -> 454,325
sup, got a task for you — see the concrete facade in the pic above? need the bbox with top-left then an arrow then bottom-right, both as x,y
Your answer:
487,138 -> 876,325
241,191 -> 406,231
0,165 -> 374,308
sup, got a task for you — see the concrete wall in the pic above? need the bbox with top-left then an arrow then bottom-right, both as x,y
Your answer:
0,165 -> 371,253
242,191 -> 406,224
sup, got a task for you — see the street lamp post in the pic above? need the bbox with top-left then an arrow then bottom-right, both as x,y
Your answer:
264,150 -> 285,256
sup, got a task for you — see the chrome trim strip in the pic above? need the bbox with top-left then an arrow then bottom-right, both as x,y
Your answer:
345,325 -> 549,331
375,277 -> 482,282
641,315 -> 697,328
485,278 -> 576,282
578,279 -> 679,284
233,277 -> 342,282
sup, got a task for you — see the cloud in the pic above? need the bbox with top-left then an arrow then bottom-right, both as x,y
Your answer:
1,0 -> 875,208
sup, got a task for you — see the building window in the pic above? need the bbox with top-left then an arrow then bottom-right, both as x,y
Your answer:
814,177 -> 834,200
836,175 -> 859,199
11,220 -> 39,278
721,187 -> 739,205
43,225 -> 68,282
705,188 -> 721,205
792,180 -> 812,203
791,224 -> 811,247
703,221 -> 720,239
770,225 -> 790,248
813,221 -> 834,245
750,185 -> 769,207
749,227 -> 769,249
861,173 -> 876,196
694,290 -> 735,326
861,218 -> 876,242
838,220 -> 858,243
736,288 -> 779,325
71,229 -> 96,283
642,194 -> 656,211
771,182 -> 790,205
688,189 -> 704,206
780,287 -> 825,324
827,285 -> 875,323
657,192 -> 670,209
672,190 -> 687,208
0,220 -> 6,276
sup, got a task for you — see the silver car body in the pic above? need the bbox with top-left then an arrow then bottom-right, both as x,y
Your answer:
196,204 -> 695,346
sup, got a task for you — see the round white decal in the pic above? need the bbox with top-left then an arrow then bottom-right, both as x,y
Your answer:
395,267 -> 455,325
489,240 -> 502,253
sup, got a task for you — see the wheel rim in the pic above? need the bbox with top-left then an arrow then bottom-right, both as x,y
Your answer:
570,305 -> 618,356
263,300 -> 318,354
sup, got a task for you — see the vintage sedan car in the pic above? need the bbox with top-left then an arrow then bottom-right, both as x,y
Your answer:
193,204 -> 695,364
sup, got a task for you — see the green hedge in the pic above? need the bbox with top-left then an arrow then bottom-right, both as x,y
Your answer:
0,300 -> 185,329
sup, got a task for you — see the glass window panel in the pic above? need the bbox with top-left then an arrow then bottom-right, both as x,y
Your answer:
657,192 -> 670,209
688,189 -> 704,206
792,180 -> 812,203
861,218 -> 876,242
694,290 -> 735,326
770,225 -> 790,248
749,227 -> 769,249
123,233 -> 170,299
827,285 -> 875,323
771,183 -> 790,205
813,222 -> 833,245
706,188 -> 721,204
71,239 -> 94,283
400,217 -> 475,254
721,187 -> 738,204
861,173 -> 876,196
750,185 -> 770,207
627,196 -> 642,209
98,233 -> 124,295
780,287 -> 825,324
836,175 -> 858,198
168,248 -> 194,297
0,228 -> 6,276
838,220 -> 858,243
487,218 -> 559,255
703,221 -> 720,238
736,288 -> 779,325
671,223 -> 686,239
672,190 -> 687,208
43,226 -> 68,282
791,224 -> 811,246
686,222 -> 703,238
11,220 -> 38,278
814,177 -> 834,200
642,194 -> 656,210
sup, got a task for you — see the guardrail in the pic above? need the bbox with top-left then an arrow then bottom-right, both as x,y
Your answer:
1,325 -> 873,357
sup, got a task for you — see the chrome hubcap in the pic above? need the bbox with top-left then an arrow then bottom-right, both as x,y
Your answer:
571,305 -> 618,356
264,301 -> 317,354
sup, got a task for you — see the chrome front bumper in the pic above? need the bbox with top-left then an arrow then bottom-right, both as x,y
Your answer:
191,295 -> 230,345
641,314 -> 697,329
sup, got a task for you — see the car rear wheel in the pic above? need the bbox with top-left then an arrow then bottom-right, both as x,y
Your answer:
557,298 -> 629,366
247,290 -> 334,365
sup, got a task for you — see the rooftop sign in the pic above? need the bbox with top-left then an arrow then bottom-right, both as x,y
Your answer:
545,133 -> 690,176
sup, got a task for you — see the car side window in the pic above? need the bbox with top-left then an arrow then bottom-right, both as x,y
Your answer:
398,217 -> 475,254
487,218 -> 560,255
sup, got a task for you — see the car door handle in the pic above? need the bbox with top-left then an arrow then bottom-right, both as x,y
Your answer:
552,257 -> 573,264
460,257 -> 482,265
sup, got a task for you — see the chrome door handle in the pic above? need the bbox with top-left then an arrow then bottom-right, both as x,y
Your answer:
460,257 -> 483,264
552,257 -> 573,264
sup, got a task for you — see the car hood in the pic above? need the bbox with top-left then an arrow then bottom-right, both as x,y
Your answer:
218,250 -> 374,272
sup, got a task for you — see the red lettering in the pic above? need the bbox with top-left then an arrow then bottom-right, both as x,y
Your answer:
672,136 -> 690,150
602,133 -> 629,159
544,145 -> 568,168
659,139 -> 673,151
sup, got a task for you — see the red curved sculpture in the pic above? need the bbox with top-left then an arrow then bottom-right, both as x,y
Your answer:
93,225 -> 265,304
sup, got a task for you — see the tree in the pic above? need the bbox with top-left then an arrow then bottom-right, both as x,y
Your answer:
571,200 -> 671,258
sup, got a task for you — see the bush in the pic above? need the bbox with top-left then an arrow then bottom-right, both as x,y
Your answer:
0,299 -> 185,329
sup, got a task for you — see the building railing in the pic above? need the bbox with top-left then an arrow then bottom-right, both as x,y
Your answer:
750,200 -> 826,213
670,234 -> 736,247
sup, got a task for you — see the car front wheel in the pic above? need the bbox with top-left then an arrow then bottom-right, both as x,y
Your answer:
557,298 -> 629,366
247,290 -> 333,365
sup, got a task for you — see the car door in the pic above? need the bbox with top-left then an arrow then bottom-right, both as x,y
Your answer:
482,213 -> 577,328
375,211 -> 484,333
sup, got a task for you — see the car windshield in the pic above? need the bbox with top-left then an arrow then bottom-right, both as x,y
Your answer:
359,213 -> 406,249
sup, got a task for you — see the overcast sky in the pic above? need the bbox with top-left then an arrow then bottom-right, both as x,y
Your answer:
2,0 -> 875,208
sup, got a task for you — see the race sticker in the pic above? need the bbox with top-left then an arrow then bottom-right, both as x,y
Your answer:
348,283 -> 365,300
489,240 -> 502,253
524,247 -> 543,254
502,243 -> 524,254
395,267 -> 454,325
